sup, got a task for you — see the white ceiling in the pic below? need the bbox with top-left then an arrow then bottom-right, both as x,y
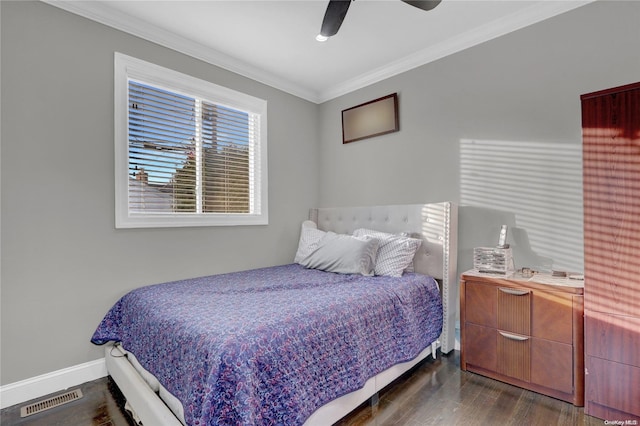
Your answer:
47,0 -> 593,103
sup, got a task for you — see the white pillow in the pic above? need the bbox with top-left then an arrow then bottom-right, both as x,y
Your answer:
298,232 -> 380,276
294,221 -> 325,264
352,228 -> 422,277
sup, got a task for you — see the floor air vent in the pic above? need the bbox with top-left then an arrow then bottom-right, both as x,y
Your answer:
20,389 -> 84,418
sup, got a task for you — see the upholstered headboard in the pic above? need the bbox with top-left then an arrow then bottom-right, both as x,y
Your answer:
309,202 -> 459,354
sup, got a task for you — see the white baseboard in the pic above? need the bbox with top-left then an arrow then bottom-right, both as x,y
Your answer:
0,358 -> 107,409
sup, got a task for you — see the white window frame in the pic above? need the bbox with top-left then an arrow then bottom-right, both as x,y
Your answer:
114,53 -> 268,228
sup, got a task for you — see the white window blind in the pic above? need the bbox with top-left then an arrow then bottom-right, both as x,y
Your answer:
115,53 -> 268,228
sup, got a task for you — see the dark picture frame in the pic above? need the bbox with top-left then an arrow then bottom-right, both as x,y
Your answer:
342,93 -> 399,144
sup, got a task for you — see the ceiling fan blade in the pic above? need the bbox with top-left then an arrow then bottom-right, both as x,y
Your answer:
320,0 -> 352,37
401,0 -> 442,12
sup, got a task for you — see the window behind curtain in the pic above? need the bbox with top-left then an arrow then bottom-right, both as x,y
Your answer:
115,53 -> 268,228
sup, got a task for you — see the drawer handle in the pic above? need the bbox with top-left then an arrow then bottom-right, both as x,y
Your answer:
499,287 -> 529,296
499,331 -> 529,341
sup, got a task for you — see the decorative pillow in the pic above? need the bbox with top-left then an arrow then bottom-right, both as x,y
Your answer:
352,228 -> 422,277
294,221 -> 325,264
398,232 -> 418,272
298,232 -> 380,276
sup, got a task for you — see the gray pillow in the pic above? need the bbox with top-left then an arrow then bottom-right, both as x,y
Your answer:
299,232 -> 380,276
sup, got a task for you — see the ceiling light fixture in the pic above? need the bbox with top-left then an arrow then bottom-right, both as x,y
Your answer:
315,34 -> 329,42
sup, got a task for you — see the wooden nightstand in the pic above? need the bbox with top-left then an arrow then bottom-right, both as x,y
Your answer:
460,271 -> 584,406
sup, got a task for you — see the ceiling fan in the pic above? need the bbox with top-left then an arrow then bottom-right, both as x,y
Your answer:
318,0 -> 442,40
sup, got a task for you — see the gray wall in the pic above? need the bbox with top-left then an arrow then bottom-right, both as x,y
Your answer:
318,1 -> 640,275
0,1 -> 319,384
2,0 -> 640,387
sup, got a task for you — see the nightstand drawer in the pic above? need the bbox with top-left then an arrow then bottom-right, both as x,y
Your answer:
464,323 -> 497,371
460,273 -> 584,406
497,287 -> 531,336
532,290 -> 573,344
465,282 -> 496,328
497,330 -> 530,382
531,338 -> 573,394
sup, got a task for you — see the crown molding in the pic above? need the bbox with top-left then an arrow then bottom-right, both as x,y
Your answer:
43,0 -> 594,105
42,0 -> 322,103
318,0 -> 596,103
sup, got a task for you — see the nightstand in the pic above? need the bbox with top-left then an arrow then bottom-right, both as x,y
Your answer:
460,271 -> 584,406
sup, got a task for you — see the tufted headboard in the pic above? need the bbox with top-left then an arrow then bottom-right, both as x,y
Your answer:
309,202 -> 459,354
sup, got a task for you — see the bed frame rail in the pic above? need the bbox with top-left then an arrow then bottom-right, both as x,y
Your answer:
105,345 -> 182,425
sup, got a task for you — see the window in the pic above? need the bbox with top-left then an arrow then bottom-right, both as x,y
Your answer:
115,53 -> 268,228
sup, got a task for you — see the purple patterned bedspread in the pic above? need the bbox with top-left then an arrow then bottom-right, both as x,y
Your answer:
91,264 -> 442,425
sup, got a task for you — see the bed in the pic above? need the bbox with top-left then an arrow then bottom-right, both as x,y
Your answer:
93,202 -> 458,425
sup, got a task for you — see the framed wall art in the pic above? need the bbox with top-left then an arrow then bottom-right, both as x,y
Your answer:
342,93 -> 399,144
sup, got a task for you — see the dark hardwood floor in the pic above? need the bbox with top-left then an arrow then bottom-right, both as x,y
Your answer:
0,377 -> 135,426
337,351 -> 602,426
1,351 -> 603,425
